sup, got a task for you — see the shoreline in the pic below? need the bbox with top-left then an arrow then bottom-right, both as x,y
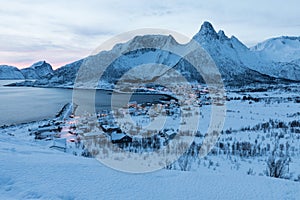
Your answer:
0,103 -> 72,128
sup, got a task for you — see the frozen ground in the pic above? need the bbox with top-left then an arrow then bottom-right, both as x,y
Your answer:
0,134 -> 300,200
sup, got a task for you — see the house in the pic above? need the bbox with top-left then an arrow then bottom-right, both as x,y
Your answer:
164,130 -> 176,140
50,138 -> 66,152
128,101 -> 137,108
34,126 -> 59,134
35,131 -> 60,140
111,132 -> 132,144
101,124 -> 121,133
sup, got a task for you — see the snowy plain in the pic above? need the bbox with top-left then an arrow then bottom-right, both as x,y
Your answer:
1,134 -> 300,200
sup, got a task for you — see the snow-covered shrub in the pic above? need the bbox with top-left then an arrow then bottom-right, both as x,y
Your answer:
177,153 -> 191,171
247,168 -> 255,176
294,174 -> 300,182
265,156 -> 290,179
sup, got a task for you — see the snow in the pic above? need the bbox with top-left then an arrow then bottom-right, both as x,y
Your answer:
1,132 -> 300,200
0,61 -> 53,81
0,65 -> 24,80
251,36 -> 300,62
111,132 -> 127,141
2,22 -> 300,85
21,61 -> 53,79
250,37 -> 300,81
192,22 -> 300,82
0,84 -> 299,199
1,21 -> 300,199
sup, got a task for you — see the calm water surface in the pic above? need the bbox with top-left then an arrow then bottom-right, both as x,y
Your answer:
0,80 -> 168,126
0,80 -> 72,125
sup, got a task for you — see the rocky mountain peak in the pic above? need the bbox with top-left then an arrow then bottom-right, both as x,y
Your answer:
194,21 -> 218,41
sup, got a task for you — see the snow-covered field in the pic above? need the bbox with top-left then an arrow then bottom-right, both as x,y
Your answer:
0,84 -> 300,199
1,134 -> 300,200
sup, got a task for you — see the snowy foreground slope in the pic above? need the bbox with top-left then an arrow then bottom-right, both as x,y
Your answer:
1,134 -> 299,200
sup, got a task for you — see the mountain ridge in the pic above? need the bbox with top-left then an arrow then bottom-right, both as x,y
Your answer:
1,22 -> 300,86
0,61 -> 53,80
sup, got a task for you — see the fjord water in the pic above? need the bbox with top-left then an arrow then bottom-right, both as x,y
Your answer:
0,80 -> 169,126
0,80 -> 72,126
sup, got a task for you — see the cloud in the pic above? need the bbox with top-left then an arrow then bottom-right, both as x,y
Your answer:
0,0 -> 299,68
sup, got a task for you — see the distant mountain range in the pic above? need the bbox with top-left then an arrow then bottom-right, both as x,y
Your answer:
0,61 -> 53,80
1,21 -> 299,87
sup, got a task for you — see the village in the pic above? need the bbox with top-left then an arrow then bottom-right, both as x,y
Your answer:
29,84 -> 214,156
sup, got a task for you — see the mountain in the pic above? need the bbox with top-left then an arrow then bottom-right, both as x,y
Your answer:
13,26 -> 276,87
0,61 -> 53,81
191,22 -> 274,84
21,61 -> 53,79
0,65 -> 24,80
5,22 -> 300,87
250,37 -> 300,81
14,36 -> 184,88
32,59 -> 83,87
251,36 -> 300,62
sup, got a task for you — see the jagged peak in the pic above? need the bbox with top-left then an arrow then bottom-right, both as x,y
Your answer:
200,21 -> 216,32
30,60 -> 47,68
197,21 -> 218,38
193,22 -> 248,51
193,21 -> 224,43
28,60 -> 53,71
218,30 -> 229,41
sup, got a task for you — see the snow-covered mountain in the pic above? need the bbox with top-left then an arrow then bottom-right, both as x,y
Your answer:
3,22 -> 300,86
0,65 -> 24,80
33,59 -> 83,87
250,37 -> 300,81
251,36 -> 300,62
16,36 -> 184,88
21,61 -> 53,79
190,22 -> 275,84
0,61 -> 53,80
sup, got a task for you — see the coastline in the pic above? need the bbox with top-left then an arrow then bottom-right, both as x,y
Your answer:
0,103 -> 72,128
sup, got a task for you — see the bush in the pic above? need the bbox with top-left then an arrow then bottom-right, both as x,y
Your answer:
247,168 -> 255,175
177,154 -> 191,171
265,156 -> 290,178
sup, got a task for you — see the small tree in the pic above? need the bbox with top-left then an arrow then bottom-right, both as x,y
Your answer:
178,153 -> 191,171
265,156 -> 290,178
